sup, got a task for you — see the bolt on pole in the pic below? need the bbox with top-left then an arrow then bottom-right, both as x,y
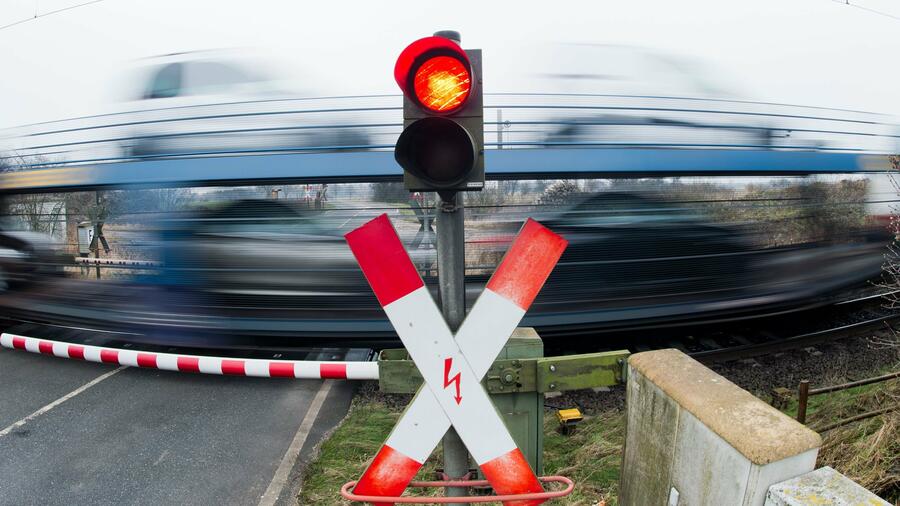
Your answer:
436,191 -> 469,503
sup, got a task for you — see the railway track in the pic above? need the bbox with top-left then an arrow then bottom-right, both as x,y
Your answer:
672,289 -> 900,363
688,310 -> 900,363
1,287 -> 897,368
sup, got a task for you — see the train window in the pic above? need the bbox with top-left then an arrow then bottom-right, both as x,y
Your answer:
183,61 -> 255,95
145,63 -> 183,99
204,200 -> 322,231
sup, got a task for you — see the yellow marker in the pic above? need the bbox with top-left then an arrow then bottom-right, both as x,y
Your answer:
556,408 -> 584,435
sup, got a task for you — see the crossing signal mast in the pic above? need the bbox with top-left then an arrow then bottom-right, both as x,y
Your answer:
393,31 -> 485,500
394,31 -> 484,194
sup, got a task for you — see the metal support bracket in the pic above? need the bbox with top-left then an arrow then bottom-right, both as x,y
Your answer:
378,348 -> 630,394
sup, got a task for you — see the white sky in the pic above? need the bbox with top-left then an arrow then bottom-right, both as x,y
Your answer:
1,0 -> 899,129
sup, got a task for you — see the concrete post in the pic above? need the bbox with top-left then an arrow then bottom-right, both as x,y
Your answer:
765,466 -> 891,505
619,349 -> 822,506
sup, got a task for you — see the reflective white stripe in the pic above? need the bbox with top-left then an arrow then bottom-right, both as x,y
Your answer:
384,289 -> 524,463
51,342 -> 69,358
384,287 -> 516,465
156,354 -> 180,372
197,356 -> 221,375
346,362 -> 379,380
24,338 -> 40,353
83,345 -> 102,363
294,361 -> 320,378
387,388 -> 445,463
0,334 -> 11,348
244,359 -> 270,377
458,289 -> 527,374
117,349 -> 140,367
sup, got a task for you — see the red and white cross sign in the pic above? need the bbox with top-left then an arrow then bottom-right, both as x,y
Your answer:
345,214 -> 567,505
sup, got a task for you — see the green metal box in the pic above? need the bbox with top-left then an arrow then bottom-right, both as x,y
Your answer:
487,327 -> 544,474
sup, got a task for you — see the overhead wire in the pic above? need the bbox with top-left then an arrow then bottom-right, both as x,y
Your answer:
0,0 -> 104,32
829,0 -> 900,22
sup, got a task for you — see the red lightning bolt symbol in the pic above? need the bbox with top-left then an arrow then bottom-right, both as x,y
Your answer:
443,357 -> 462,404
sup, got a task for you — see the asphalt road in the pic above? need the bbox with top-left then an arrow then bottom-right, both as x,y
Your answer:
0,347 -> 356,506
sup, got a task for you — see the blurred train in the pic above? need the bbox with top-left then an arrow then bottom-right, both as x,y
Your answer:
0,45 -> 894,346
118,50 -> 371,158
0,173 -> 892,347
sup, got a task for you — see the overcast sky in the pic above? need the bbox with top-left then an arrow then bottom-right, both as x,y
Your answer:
1,0 -> 898,129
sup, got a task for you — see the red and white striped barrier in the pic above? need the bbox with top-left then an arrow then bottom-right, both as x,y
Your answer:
0,333 -> 378,380
345,215 -> 567,505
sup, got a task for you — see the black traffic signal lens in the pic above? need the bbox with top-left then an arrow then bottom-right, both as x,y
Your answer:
395,117 -> 476,188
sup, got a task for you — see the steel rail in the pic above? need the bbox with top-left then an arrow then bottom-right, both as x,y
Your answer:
689,310 -> 900,363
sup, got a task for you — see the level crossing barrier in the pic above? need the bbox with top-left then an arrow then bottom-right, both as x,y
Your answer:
0,333 -> 378,380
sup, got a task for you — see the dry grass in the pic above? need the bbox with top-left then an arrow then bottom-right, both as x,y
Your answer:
801,372 -> 900,503
542,410 -> 624,505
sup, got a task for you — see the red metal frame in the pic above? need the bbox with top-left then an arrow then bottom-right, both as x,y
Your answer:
340,476 -> 574,504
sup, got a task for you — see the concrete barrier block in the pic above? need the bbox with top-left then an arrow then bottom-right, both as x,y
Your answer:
619,349 -> 822,506
765,466 -> 891,505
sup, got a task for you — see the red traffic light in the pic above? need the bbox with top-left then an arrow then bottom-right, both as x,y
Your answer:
414,55 -> 471,112
395,36 -> 473,114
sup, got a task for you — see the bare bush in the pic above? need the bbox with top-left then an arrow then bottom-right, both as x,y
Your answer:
880,155 -> 900,350
539,180 -> 581,206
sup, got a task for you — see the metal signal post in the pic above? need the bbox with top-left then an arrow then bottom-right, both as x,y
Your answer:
436,192 -> 468,502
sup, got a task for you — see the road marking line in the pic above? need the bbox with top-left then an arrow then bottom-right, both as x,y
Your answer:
153,449 -> 169,467
258,379 -> 334,506
338,209 -> 364,230
0,366 -> 125,438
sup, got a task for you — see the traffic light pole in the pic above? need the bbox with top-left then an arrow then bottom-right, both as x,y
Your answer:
436,191 -> 469,502
391,31 -> 482,501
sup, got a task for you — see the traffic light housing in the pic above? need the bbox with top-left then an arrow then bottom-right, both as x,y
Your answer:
394,35 -> 484,193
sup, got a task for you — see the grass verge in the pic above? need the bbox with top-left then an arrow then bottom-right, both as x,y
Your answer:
299,366 -> 899,504
787,373 -> 900,502
297,391 -> 623,505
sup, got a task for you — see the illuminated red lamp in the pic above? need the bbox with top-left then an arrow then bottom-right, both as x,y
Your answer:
394,36 -> 473,114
